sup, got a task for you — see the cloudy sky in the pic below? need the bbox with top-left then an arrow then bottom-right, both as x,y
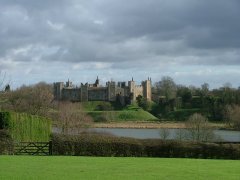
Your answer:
0,0 -> 240,89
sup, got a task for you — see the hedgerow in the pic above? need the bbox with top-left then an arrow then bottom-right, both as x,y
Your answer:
52,133 -> 240,159
0,112 -> 51,142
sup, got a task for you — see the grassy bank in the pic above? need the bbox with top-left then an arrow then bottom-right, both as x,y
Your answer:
82,101 -> 158,122
87,110 -> 158,122
0,156 -> 239,180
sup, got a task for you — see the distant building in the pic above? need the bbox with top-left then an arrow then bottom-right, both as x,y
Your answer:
53,77 -> 151,104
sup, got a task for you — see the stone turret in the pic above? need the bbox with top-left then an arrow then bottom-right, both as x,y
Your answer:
53,82 -> 64,100
94,76 -> 100,87
81,83 -> 88,102
128,78 -> 135,101
66,79 -> 72,87
142,78 -> 152,101
107,81 -> 116,101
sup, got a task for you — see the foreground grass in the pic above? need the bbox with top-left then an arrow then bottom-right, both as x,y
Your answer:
0,156 -> 239,180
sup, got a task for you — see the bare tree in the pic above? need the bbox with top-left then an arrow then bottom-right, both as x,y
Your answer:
2,82 -> 53,116
0,71 -> 6,91
159,128 -> 170,140
0,71 -> 11,92
225,105 -> 240,130
0,71 -> 9,110
155,76 -> 177,100
57,102 -> 92,134
185,113 -> 215,142
201,83 -> 209,96
175,129 -> 186,141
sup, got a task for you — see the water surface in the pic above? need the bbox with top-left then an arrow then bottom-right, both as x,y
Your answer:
52,127 -> 240,142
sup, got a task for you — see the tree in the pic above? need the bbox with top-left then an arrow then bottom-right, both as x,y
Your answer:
185,113 -> 215,142
225,105 -> 240,130
201,83 -> 209,96
3,82 -> 53,117
175,129 -> 185,141
159,128 -> 170,140
57,102 -> 92,134
0,71 -> 6,91
188,85 -> 198,96
177,85 -> 192,104
136,95 -> 151,111
155,76 -> 177,100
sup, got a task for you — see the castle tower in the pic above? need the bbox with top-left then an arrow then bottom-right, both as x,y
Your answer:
128,78 -> 135,101
107,81 -> 116,101
142,79 -> 151,101
66,79 -> 72,87
53,82 -> 64,100
81,83 -> 88,102
94,76 -> 100,87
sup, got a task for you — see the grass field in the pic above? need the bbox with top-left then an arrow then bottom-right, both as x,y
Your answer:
0,156 -> 239,180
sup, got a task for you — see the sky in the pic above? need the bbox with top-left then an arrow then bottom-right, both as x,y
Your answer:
0,0 -> 240,89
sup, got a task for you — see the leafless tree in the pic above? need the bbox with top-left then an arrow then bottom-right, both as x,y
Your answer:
2,82 -> 53,116
155,76 -> 177,100
0,71 -> 6,91
159,128 -> 170,140
57,102 -> 92,134
175,129 -> 186,141
0,71 -> 11,92
185,113 -> 215,142
225,105 -> 240,130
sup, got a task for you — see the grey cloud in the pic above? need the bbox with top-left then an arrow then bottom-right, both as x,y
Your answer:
0,0 -> 240,69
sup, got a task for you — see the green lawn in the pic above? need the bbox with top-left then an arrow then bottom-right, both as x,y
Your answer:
0,156 -> 239,180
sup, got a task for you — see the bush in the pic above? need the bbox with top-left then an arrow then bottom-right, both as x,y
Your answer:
0,130 -> 13,155
52,133 -> 144,157
165,109 -> 202,121
0,112 -> 10,129
52,133 -> 240,159
0,111 -> 51,142
225,105 -> 240,130
95,103 -> 113,111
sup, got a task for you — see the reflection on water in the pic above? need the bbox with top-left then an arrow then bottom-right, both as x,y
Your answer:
52,127 -> 240,142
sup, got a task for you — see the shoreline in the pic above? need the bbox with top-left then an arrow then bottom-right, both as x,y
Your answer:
92,121 -> 228,130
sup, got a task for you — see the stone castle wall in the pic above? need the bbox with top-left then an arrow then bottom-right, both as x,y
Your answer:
53,78 -> 151,103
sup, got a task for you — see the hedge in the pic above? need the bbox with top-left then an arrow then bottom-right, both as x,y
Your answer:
0,130 -> 13,155
0,112 -> 51,142
165,109 -> 202,121
52,133 -> 240,159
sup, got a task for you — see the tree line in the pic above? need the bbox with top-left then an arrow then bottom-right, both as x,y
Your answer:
1,75 -> 240,130
137,76 -> 240,130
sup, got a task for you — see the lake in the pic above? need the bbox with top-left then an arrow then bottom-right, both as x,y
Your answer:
52,127 -> 240,142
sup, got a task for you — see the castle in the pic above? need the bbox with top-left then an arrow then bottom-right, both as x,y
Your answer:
53,77 -> 151,103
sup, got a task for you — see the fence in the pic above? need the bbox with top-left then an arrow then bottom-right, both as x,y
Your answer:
14,141 -> 52,155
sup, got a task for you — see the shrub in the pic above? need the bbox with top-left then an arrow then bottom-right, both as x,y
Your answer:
52,133 -> 144,157
0,112 -> 10,129
0,130 -> 13,154
165,109 -> 202,121
185,113 -> 215,142
0,111 -> 51,142
52,133 -> 240,159
225,105 -> 240,130
95,103 -> 113,111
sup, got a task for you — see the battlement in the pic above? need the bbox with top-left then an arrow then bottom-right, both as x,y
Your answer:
53,77 -> 151,103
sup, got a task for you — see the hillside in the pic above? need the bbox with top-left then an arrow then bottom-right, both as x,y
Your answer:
81,101 -> 158,122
